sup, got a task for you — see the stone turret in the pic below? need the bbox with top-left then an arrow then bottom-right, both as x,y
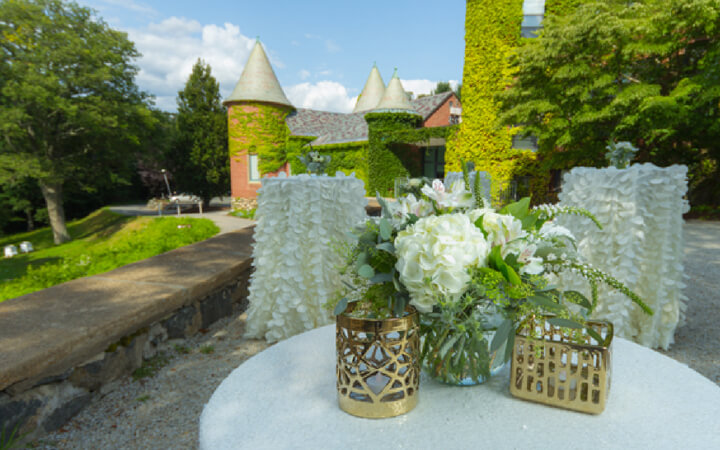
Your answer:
224,40 -> 294,200
353,63 -> 386,113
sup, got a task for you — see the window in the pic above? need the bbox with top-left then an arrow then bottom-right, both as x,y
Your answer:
423,146 -> 445,179
249,154 -> 260,182
512,134 -> 538,151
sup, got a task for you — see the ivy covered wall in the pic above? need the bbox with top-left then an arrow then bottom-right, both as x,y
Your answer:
228,102 -> 292,167
289,140 -> 369,188
365,112 -> 424,196
544,0 -> 581,18
447,0 -> 550,203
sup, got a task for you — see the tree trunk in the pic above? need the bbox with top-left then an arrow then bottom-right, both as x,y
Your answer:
39,180 -> 71,244
25,207 -> 35,232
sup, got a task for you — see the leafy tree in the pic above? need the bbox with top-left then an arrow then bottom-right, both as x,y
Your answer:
500,0 -> 720,204
0,0 -> 152,243
433,81 -> 452,95
172,59 -> 229,207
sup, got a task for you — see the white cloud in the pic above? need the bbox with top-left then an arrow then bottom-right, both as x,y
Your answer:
285,81 -> 356,113
98,0 -> 156,15
299,69 -> 311,80
400,79 -> 461,97
523,0 -> 545,15
127,17 -> 266,111
325,39 -> 341,53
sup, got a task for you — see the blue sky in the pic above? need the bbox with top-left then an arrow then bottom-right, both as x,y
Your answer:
76,1 -> 544,112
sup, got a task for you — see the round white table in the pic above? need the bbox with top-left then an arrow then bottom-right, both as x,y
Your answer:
199,325 -> 720,449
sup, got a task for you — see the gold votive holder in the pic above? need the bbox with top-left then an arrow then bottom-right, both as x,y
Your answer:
336,305 -> 420,418
510,317 -> 613,414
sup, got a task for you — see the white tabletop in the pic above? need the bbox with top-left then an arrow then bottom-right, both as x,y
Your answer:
200,325 -> 720,449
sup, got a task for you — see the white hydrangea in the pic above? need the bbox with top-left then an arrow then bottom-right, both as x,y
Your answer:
394,214 -> 490,312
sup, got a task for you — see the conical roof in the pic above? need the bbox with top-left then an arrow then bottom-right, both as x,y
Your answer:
224,40 -> 293,107
352,64 -> 385,113
373,69 -> 419,114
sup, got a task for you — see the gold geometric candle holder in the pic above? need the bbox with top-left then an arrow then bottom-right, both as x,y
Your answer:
336,306 -> 420,418
510,317 -> 613,414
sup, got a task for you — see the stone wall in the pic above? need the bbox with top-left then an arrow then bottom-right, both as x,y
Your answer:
0,228 -> 254,443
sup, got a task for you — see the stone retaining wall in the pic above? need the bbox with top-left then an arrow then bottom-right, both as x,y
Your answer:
0,227 -> 254,442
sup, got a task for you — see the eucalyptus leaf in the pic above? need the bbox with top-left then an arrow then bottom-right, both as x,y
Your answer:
548,317 -> 584,329
370,272 -> 393,284
379,218 -> 392,241
333,298 -> 348,316
376,192 -> 392,219
376,242 -> 395,253
359,231 -> 376,244
393,294 -> 407,317
358,264 -> 375,279
491,319 -> 513,353
503,332 -> 515,364
356,251 -> 368,267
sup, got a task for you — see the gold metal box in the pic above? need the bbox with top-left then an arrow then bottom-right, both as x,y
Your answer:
336,306 -> 419,418
509,317 -> 613,414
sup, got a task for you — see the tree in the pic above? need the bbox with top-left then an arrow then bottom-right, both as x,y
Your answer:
500,0 -> 720,204
0,0 -> 152,244
172,59 -> 229,207
433,81 -> 452,95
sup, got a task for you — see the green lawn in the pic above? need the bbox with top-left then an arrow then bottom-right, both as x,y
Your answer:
0,209 -> 219,302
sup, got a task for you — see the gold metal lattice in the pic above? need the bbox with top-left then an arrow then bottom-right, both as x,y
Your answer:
336,307 -> 420,418
509,317 -> 613,414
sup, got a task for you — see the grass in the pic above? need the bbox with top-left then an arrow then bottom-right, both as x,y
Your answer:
199,345 -> 215,354
0,208 -> 220,302
132,352 -> 171,381
229,208 -> 256,219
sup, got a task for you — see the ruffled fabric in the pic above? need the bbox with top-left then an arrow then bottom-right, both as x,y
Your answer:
245,172 -> 368,343
556,164 -> 689,349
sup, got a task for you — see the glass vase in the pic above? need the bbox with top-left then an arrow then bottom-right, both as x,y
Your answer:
420,302 -> 508,386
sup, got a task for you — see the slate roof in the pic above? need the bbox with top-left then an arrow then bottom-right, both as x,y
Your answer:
287,92 -> 453,146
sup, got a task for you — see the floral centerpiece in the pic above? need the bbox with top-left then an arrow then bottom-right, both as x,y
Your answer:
298,150 -> 331,175
332,166 -> 652,385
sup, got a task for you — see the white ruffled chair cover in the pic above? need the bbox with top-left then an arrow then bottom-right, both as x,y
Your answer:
557,164 -> 689,349
245,172 -> 368,343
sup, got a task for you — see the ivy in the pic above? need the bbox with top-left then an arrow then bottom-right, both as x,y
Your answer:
365,112 -> 458,196
290,140 -> 369,186
446,1 -> 550,204
227,102 -> 293,175
544,0 -> 582,18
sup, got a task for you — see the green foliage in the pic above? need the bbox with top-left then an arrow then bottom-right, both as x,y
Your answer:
544,0 -> 582,17
199,345 -> 215,354
0,210 -> 219,301
366,112 -> 456,196
132,352 -> 171,381
433,81 -> 452,95
0,0 -> 154,244
229,208 -> 256,219
172,59 -> 229,206
500,0 -> 720,205
136,394 -> 151,402
227,102 -> 292,176
446,1 -> 549,203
